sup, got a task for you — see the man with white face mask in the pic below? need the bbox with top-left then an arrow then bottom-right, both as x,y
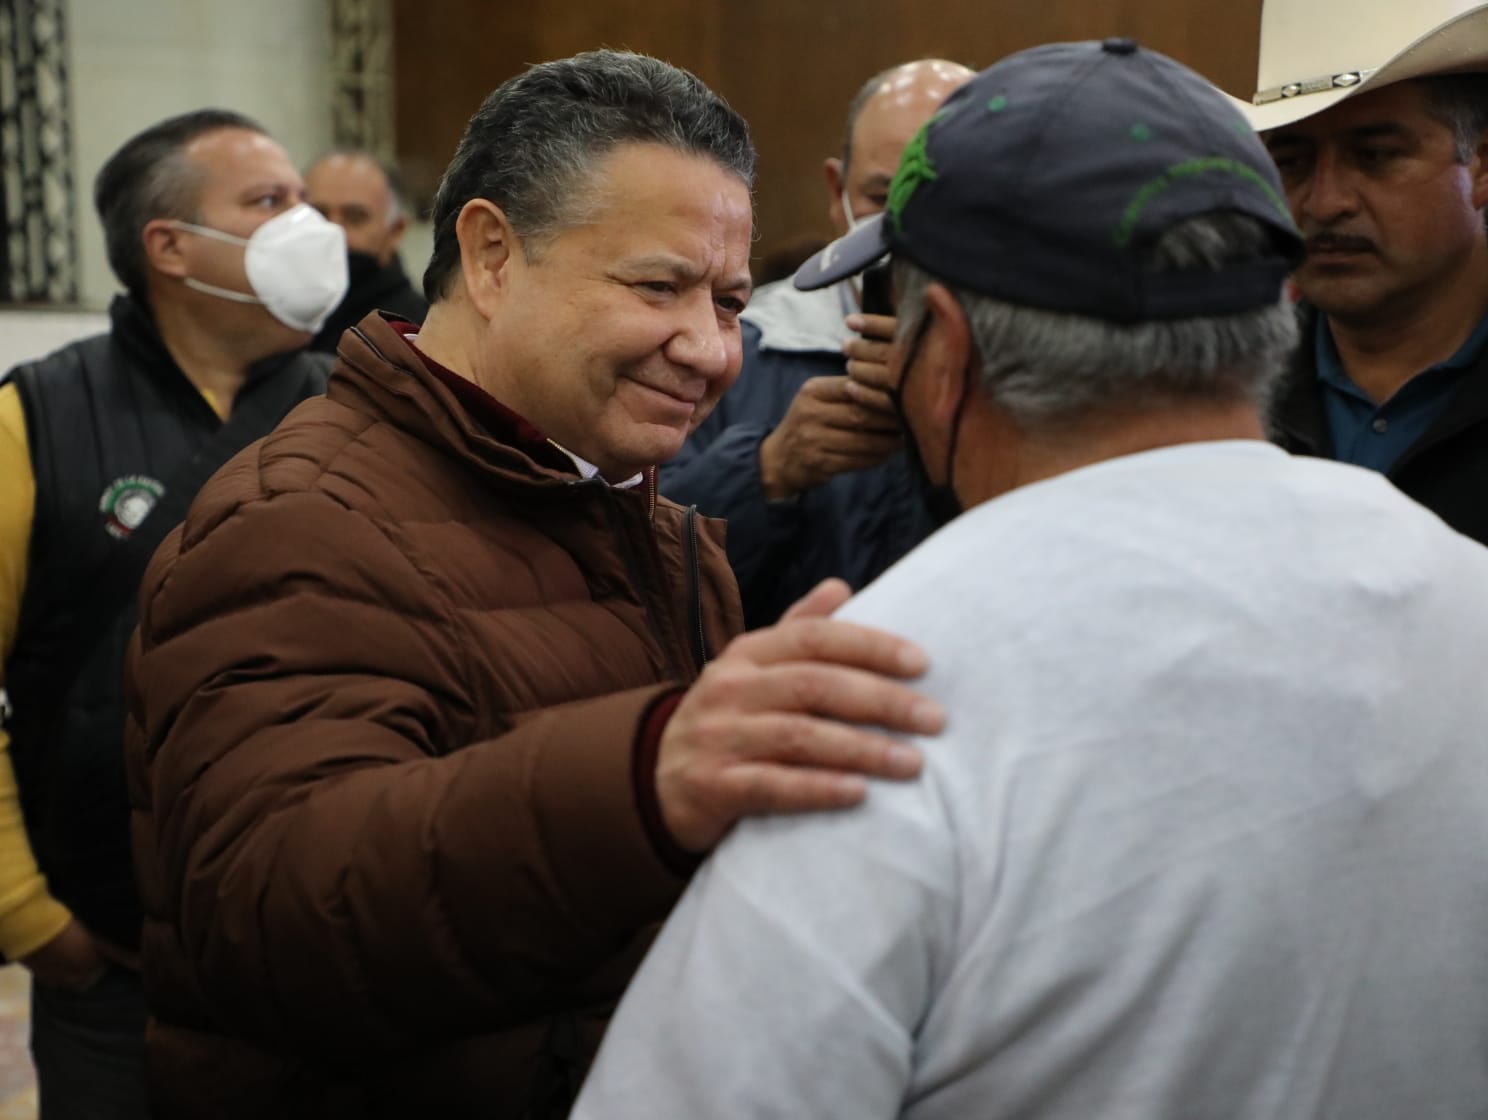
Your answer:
0,108 -> 338,1118
662,59 -> 973,628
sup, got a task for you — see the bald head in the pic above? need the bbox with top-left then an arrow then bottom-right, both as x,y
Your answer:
827,59 -> 974,235
305,150 -> 407,264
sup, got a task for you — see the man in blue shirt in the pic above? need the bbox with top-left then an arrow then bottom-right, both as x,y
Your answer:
1230,0 -> 1488,543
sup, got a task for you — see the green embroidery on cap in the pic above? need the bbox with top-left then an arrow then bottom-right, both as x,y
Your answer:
1129,123 -> 1153,142
887,119 -> 939,233
987,94 -> 1009,112
1113,156 -> 1291,248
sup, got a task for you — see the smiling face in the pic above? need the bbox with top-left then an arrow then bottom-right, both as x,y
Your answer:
1265,80 -> 1488,326
478,143 -> 753,480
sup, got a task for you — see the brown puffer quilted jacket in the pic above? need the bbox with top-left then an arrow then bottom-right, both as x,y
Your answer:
123,314 -> 742,1118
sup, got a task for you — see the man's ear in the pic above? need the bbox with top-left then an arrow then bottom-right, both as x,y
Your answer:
455,199 -> 519,320
387,212 -> 409,253
1470,127 -> 1488,214
823,157 -> 848,235
921,282 -> 974,426
141,219 -> 191,280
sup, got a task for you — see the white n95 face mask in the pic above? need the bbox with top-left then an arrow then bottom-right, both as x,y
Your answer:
174,204 -> 349,333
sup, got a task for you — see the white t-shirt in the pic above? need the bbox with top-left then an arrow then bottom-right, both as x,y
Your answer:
574,441 -> 1488,1119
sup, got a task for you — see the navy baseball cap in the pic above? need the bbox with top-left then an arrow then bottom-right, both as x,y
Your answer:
795,39 -> 1304,322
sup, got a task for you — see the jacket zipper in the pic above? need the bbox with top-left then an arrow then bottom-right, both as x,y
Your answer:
685,505 -> 708,669
600,484 -> 684,681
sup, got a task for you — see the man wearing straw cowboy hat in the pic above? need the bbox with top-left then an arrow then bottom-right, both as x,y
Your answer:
1231,0 -> 1488,544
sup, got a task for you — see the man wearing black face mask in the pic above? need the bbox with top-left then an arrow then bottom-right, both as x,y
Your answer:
0,108 -> 335,1118
305,150 -> 430,352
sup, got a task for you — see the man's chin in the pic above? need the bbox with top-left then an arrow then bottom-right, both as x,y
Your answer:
1294,271 -> 1391,322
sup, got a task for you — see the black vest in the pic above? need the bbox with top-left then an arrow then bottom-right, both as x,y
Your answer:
2,295 -> 329,948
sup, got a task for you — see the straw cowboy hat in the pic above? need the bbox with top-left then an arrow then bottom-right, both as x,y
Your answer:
1232,0 -> 1488,131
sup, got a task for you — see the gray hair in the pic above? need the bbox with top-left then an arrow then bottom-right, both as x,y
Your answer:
94,108 -> 265,299
891,211 -> 1301,429
422,49 -> 755,303
1419,73 -> 1488,163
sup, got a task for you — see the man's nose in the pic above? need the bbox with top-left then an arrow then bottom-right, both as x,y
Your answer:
666,294 -> 731,379
1298,148 -> 1359,226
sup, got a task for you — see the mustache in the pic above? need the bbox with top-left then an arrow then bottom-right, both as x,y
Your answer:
1305,232 -> 1377,255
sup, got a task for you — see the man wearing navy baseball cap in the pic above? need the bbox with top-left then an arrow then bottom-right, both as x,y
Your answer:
573,40 -> 1488,1120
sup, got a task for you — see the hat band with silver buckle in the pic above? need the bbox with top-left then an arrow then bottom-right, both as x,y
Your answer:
1253,67 -> 1378,105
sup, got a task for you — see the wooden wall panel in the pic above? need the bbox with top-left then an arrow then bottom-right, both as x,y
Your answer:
392,0 -> 1263,264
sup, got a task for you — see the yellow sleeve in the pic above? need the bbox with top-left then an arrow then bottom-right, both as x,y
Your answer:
0,382 -> 73,958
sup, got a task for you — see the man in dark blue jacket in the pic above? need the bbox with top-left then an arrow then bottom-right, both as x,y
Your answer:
661,60 -> 971,628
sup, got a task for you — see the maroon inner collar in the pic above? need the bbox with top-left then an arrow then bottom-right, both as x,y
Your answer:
398,326 -> 578,477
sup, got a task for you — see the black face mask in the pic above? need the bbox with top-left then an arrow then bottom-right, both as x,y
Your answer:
885,314 -> 970,530
346,249 -> 383,284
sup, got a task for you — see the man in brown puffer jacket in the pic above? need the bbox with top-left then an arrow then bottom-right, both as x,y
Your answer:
123,50 -> 944,1119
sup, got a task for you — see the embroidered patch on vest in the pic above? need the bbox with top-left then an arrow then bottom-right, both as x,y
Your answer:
99,475 -> 164,540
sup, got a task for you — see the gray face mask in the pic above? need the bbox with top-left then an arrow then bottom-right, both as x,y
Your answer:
173,204 -> 349,333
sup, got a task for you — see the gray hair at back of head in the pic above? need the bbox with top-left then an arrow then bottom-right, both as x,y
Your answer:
422,49 -> 755,304
891,211 -> 1301,430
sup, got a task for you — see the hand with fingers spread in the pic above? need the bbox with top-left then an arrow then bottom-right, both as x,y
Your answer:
655,578 -> 943,853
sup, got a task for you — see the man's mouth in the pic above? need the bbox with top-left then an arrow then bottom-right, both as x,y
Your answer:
1305,234 -> 1376,258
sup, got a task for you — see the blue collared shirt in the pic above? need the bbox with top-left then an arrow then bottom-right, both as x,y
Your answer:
1317,312 -> 1488,473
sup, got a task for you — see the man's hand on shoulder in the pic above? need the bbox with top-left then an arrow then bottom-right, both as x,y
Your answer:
655,578 -> 943,853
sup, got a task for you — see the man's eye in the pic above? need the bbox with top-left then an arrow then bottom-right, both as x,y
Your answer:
639,281 -> 676,295
1358,147 -> 1398,166
1270,152 -> 1308,177
863,195 -> 889,211
715,296 -> 747,317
